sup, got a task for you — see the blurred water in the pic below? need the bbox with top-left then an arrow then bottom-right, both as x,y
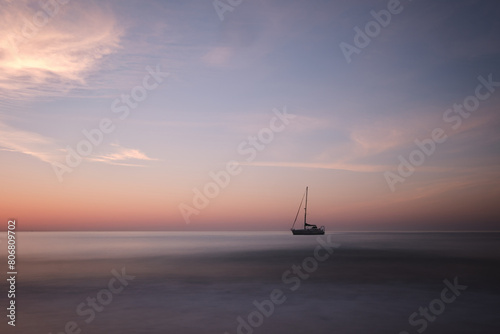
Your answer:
1,231 -> 499,333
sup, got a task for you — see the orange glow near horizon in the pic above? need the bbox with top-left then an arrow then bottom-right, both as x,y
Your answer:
2,152 -> 499,231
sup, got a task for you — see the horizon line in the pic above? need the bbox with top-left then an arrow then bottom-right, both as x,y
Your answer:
2,230 -> 500,233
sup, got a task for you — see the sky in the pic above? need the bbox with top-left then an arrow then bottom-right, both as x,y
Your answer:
1,0 -> 499,231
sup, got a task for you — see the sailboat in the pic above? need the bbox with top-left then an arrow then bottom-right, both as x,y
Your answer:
291,187 -> 325,235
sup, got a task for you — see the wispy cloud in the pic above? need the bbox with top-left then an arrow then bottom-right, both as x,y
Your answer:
202,47 -> 233,67
244,106 -> 500,175
88,143 -> 158,167
0,120 -> 61,163
241,160 -> 390,173
0,0 -> 123,100
0,121 -> 156,169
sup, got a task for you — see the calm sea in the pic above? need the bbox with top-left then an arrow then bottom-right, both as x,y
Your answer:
1,231 -> 499,333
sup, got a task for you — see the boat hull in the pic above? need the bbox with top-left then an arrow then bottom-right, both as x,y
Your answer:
291,228 -> 325,235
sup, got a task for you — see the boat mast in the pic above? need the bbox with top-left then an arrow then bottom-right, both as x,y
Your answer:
303,186 -> 308,228
291,188 -> 306,230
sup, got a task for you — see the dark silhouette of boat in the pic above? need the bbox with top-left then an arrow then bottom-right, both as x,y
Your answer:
291,186 -> 325,235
